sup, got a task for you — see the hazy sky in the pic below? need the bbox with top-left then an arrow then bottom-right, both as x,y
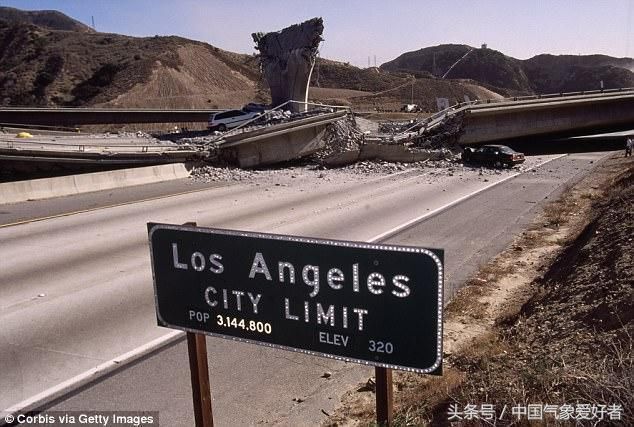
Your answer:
3,0 -> 634,66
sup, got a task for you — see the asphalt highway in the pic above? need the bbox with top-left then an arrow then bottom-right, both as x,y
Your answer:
0,152 -> 609,425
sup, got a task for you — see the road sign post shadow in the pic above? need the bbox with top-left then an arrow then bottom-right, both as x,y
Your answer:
148,222 -> 444,426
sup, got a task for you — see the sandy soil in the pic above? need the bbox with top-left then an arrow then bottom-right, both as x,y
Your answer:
103,45 -> 258,109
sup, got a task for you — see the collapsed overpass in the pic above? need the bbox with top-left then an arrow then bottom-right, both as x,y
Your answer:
1,89 -> 632,174
460,90 -> 634,144
394,89 -> 634,146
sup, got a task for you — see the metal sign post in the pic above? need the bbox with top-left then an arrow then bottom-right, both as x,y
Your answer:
187,332 -> 214,427
183,222 -> 214,427
375,366 -> 393,425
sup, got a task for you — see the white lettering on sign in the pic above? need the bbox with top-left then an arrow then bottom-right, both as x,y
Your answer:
189,310 -> 210,323
316,303 -> 334,326
327,268 -> 344,289
204,286 -> 261,314
392,275 -> 411,297
367,272 -> 386,294
248,253 -> 411,299
165,243 -> 424,351
319,331 -> 350,347
171,243 -> 224,273
302,265 -> 320,297
278,262 -> 296,283
172,243 -> 188,269
284,298 -> 369,331
249,252 -> 272,280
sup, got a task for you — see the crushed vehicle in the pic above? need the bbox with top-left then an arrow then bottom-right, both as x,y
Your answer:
462,144 -> 525,167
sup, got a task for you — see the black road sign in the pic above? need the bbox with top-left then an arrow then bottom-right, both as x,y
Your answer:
148,223 -> 444,374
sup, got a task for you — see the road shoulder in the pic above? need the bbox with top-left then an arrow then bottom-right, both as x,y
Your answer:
326,154 -> 633,425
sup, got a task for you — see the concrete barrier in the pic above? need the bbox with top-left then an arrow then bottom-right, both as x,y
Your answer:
0,163 -> 192,204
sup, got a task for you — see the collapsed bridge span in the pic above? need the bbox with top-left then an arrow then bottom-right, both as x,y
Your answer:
390,89 -> 634,147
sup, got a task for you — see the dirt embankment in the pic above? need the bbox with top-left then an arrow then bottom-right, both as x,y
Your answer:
326,155 -> 633,426
103,44 -> 262,109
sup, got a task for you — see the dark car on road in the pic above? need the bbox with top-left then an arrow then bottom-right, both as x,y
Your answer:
462,144 -> 525,167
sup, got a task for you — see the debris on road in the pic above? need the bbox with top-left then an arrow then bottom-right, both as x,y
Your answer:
312,115 -> 364,162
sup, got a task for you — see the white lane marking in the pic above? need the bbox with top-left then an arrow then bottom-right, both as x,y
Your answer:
368,154 -> 567,242
0,168 -> 417,230
2,331 -> 183,417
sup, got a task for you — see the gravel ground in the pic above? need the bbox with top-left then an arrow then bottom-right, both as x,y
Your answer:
190,156 -> 554,186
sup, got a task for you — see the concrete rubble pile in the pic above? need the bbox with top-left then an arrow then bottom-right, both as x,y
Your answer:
298,112 -> 464,167
341,160 -> 412,174
412,113 -> 464,152
312,115 -> 364,162
378,121 -> 422,134
191,165 -> 260,182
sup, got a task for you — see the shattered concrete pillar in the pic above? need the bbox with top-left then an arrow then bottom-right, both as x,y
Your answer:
252,17 -> 324,113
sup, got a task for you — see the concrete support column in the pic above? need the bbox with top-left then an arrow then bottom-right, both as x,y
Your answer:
252,18 -> 324,113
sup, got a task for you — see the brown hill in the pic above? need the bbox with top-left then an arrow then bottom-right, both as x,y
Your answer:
0,8 -> 503,112
523,54 -> 634,93
381,44 -> 532,95
0,20 -> 264,108
382,44 -> 634,95
0,6 -> 94,32
311,58 -> 502,111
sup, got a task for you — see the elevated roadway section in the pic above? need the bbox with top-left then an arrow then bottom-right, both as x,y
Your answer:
392,88 -> 634,146
0,103 -> 348,171
0,108 -> 221,127
459,90 -> 634,144
0,135 -> 201,174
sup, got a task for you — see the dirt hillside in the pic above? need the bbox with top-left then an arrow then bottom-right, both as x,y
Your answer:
0,18 -> 265,109
311,58 -> 503,111
382,44 -> 634,95
0,6 -> 94,32
103,44 -> 262,109
0,9 -> 503,111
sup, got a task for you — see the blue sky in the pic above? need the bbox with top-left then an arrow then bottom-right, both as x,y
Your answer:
2,0 -> 633,66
